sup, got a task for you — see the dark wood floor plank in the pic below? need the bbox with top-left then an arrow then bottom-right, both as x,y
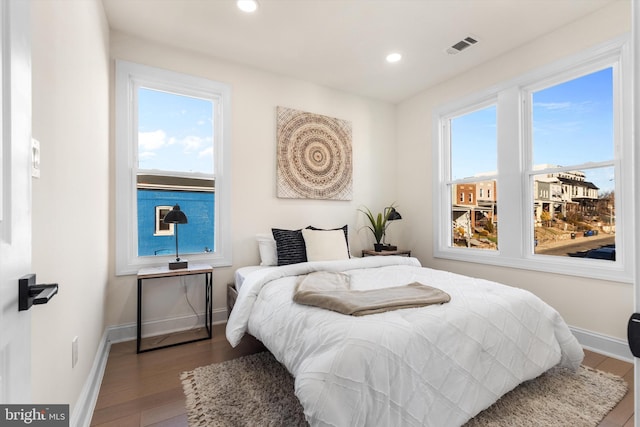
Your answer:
597,356 -> 634,378
583,348 -> 608,368
600,368 -> 635,427
140,400 -> 187,426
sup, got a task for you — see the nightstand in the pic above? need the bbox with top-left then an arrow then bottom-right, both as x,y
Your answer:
137,264 -> 213,353
362,249 -> 411,257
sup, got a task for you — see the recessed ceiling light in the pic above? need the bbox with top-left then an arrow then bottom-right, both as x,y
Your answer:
237,0 -> 258,13
386,53 -> 402,63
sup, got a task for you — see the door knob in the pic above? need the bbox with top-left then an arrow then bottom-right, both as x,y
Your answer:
627,313 -> 640,358
18,274 -> 58,311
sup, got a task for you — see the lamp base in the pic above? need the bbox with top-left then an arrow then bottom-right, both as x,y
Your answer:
169,260 -> 188,270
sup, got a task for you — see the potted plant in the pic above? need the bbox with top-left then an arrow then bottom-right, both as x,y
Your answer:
359,205 -> 400,251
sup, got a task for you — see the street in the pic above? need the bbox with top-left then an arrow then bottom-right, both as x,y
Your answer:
535,234 -> 615,257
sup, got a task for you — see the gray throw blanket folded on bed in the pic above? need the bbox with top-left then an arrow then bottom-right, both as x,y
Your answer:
293,271 -> 451,316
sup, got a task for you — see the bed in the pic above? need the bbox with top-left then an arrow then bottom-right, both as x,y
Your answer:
226,255 -> 584,427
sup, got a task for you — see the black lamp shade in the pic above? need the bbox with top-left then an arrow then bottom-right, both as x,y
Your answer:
163,204 -> 188,224
388,207 -> 402,221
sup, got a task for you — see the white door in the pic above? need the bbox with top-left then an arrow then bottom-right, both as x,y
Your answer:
0,0 -> 32,403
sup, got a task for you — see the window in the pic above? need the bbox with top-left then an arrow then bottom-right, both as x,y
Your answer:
434,38 -> 633,282
154,206 -> 174,236
529,68 -> 614,259
448,104 -> 498,250
115,61 -> 232,275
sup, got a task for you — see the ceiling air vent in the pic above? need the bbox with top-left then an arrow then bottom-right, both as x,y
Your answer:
446,36 -> 479,55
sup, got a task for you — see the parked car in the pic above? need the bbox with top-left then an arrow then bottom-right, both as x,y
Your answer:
584,246 -> 616,261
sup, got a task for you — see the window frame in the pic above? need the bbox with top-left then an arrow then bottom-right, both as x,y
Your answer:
115,60 -> 232,275
433,36 -> 633,283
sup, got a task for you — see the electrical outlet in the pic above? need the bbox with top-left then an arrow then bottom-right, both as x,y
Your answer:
72,336 -> 79,368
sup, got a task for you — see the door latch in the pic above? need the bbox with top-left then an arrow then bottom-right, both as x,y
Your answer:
18,274 -> 58,311
627,313 -> 640,358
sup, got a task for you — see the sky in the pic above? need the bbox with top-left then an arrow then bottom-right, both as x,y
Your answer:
137,87 -> 214,175
451,67 -> 615,194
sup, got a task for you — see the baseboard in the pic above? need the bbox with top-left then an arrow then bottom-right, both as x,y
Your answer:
570,326 -> 633,363
107,308 -> 227,344
70,330 -> 112,427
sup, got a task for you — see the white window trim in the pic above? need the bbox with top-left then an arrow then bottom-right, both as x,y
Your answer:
433,35 -> 633,283
115,60 -> 232,275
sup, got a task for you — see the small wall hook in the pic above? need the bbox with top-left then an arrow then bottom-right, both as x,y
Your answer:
18,274 -> 58,311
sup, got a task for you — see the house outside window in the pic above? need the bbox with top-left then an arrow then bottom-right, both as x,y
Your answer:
434,37 -> 633,282
115,61 -> 232,275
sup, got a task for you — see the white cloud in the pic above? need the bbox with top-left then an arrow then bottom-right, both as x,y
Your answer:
534,101 -> 572,111
181,135 -> 205,153
534,100 -> 595,114
138,130 -> 167,150
198,146 -> 213,159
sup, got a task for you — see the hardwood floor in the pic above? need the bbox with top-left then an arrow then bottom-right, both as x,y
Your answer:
90,324 -> 634,427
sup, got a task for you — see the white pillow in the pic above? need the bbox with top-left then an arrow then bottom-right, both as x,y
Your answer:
301,229 -> 350,262
256,234 -> 277,266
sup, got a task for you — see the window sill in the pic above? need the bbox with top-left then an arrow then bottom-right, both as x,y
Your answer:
433,247 -> 632,284
116,252 -> 232,276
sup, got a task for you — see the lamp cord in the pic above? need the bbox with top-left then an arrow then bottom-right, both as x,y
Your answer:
150,276 -> 202,346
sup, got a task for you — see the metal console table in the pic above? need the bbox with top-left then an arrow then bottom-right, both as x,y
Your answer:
137,264 -> 213,353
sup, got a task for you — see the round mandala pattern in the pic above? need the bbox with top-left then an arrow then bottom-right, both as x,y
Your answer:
277,108 -> 352,200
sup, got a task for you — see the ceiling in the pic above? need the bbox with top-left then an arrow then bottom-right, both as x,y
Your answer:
101,0 -> 617,104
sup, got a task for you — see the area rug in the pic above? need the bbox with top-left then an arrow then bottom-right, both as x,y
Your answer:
180,351 -> 627,427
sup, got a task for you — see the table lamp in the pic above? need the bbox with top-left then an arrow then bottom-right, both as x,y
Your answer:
383,207 -> 402,250
163,204 -> 188,270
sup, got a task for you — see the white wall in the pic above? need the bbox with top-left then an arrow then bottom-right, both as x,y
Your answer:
31,0 -> 110,416
107,34 -> 398,327
396,1 -> 632,340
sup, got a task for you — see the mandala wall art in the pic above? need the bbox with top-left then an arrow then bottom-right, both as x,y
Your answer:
276,106 -> 353,200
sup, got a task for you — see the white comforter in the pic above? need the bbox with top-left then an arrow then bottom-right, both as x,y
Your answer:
226,257 -> 584,427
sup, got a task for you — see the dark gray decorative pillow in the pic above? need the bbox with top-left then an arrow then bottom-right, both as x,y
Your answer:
306,225 -> 350,258
272,228 -> 307,266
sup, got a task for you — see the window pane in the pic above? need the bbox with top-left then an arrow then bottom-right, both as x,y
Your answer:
533,167 -> 615,260
450,105 -> 498,251
451,180 -> 498,250
533,68 -> 613,165
138,87 -> 214,175
451,105 -> 497,180
138,189 -> 215,256
532,68 -> 615,261
136,87 -> 215,257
